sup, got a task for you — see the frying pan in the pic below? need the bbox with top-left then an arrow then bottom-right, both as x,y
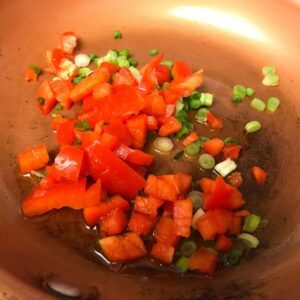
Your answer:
1,0 -> 300,299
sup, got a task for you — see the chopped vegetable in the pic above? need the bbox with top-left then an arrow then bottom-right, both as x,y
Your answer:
179,240 -> 197,257
184,141 -> 201,156
246,87 -> 255,96
238,233 -> 259,248
188,191 -> 203,211
154,137 -> 174,152
113,30 -> 122,39
198,153 -> 215,170
250,98 -> 266,111
226,248 -> 243,266
74,120 -> 92,131
243,214 -> 261,233
266,97 -> 280,112
191,208 -> 205,229
149,49 -> 159,56
262,74 -> 279,86
215,234 -> 233,252
262,66 -> 277,76
182,131 -> 199,146
88,53 -> 97,62
222,144 -> 241,160
174,150 -> 184,160
151,242 -> 174,263
175,256 -> 189,273
232,85 -> 246,103
206,111 -> 223,129
215,158 -> 237,177
203,138 -> 224,156
223,137 -> 238,145
75,54 -> 91,67
226,171 -> 243,188
252,166 -> 268,184
158,116 -> 182,136
200,93 -> 213,106
195,108 -> 209,123
173,199 -> 193,238
245,120 -> 261,133
161,60 -> 173,70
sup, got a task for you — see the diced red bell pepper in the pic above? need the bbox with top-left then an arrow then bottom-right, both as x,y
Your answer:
83,179 -> 102,208
39,174 -> 56,190
215,234 -> 233,252
143,91 -> 166,117
146,115 -> 158,131
92,82 -> 112,100
22,179 -> 86,217
51,48 -> 65,70
80,131 -> 101,149
87,142 -> 146,199
99,62 -> 120,74
56,120 -> 76,145
155,64 -> 171,85
24,67 -> 37,82
163,88 -> 180,105
103,122 -> 132,146
223,144 -> 241,160
126,162 -> 148,177
36,80 -> 56,115
50,79 -> 73,109
188,247 -> 218,275
126,114 -> 147,149
145,174 -> 177,202
113,67 -> 138,87
163,202 -> 174,215
159,172 -> 192,195
70,68 -> 110,103
134,196 -> 164,217
99,207 -> 128,236
173,199 -> 193,238
172,61 -> 192,80
151,242 -> 174,264
203,138 -> 224,156
82,95 -> 98,112
154,215 -> 179,246
58,32 -> 77,54
47,145 -> 84,182
206,111 -> 223,130
234,209 -> 250,217
99,232 -> 147,262
252,166 -> 268,184
167,69 -> 204,98
165,104 -> 175,118
128,212 -> 156,235
18,144 -> 49,174
158,116 -> 182,136
228,216 -> 242,234
98,132 -> 119,150
182,131 -> 199,146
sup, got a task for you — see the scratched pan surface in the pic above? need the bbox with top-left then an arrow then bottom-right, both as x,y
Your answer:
1,0 -> 300,299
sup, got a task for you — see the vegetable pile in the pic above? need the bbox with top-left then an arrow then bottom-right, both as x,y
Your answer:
19,32 -> 273,276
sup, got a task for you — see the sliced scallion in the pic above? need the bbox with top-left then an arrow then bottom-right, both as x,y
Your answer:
223,137 -> 238,145
114,30 -> 122,39
242,214 -> 261,233
266,97 -> 280,112
245,120 -> 261,133
188,191 -> 203,211
77,67 -> 92,78
72,76 -> 83,84
262,66 -> 277,76
161,60 -> 173,70
238,233 -> 259,248
175,99 -> 185,114
195,108 -> 209,123
179,241 -> 197,257
176,126 -> 190,139
174,150 -> 184,160
190,91 -> 201,100
128,57 -> 137,67
184,141 -> 201,156
232,85 -> 247,103
200,93 -> 213,107
88,53 -> 97,62
161,82 -> 169,89
118,48 -> 130,58
198,153 -> 215,170
257,219 -> 268,229
154,137 -> 174,152
54,104 -> 63,111
214,158 -> 237,177
189,98 -> 202,110
128,67 -> 142,83
117,56 -> 130,68
149,49 -> 158,56
192,208 -> 205,228
226,248 -> 243,266
262,74 -> 279,86
29,64 -> 41,75
246,87 -> 255,97
250,98 -> 266,111
175,256 -> 189,273
74,120 -> 92,131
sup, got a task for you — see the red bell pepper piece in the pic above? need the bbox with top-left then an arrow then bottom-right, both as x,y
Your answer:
165,104 -> 175,118
99,207 -> 128,236
50,79 -> 73,109
39,174 -> 56,190
206,111 -> 223,130
70,68 -> 110,103
47,145 -> 84,182
172,61 -> 192,80
58,32 -> 77,54
146,115 -> 158,131
36,80 -> 56,115
151,242 -> 174,264
145,174 -> 177,202
252,166 -> 268,184
82,95 -> 98,112
182,131 -> 199,146
162,88 -> 180,105
92,82 -> 112,100
223,144 -> 242,160
188,247 -> 218,275
103,122 -> 132,146
126,114 -> 147,149
18,144 -> 49,174
155,64 -> 171,85
128,212 -> 156,235
80,131 -> 101,149
134,196 -> 164,217
56,120 -> 76,145
158,116 -> 182,136
203,138 -> 225,156
87,142 -> 146,199
99,232 -> 147,262
167,69 -> 204,98
22,179 -> 86,217
113,67 -> 138,87
173,199 -> 193,238
98,132 -> 119,150
154,215 -> 179,246
51,48 -> 65,70
234,209 -> 250,217
99,62 -> 120,74
159,172 -> 192,195
215,234 -> 233,252
83,179 -> 102,207
51,115 -> 69,131
143,91 -> 166,117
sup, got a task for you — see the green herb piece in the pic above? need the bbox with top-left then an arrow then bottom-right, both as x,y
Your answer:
161,60 -> 173,70
175,256 -> 189,273
54,104 -> 63,111
184,141 -> 201,156
29,64 -> 41,75
78,67 -> 92,78
72,76 -> 83,84
195,108 -> 209,123
114,30 -> 122,39
37,97 -> 45,105
176,126 -> 190,139
88,53 -> 97,62
245,120 -> 262,133
200,93 -> 213,107
128,57 -> 137,67
188,191 -> 203,210
179,241 -> 197,257
266,97 -> 280,112
174,150 -> 184,160
223,137 -> 238,144
74,120 -> 92,131
262,66 -> 277,76
117,55 -> 130,68
246,87 -> 255,96
232,85 -> 247,103
118,48 -> 130,58
243,214 -> 261,233
250,98 -> 266,111
149,49 -> 158,56
198,153 -> 215,170
238,233 -> 259,248
226,248 -> 243,266
262,74 -> 279,86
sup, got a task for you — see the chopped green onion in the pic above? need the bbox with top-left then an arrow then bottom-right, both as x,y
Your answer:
250,98 -> 266,111
176,126 -> 190,139
262,74 -> 279,86
266,97 -> 280,112
128,67 -> 142,83
99,50 -> 119,65
238,233 -> 259,248
161,60 -> 173,70
200,93 -> 213,107
199,136 -> 210,143
88,53 -> 97,62
232,85 -> 247,103
246,87 -> 255,97
243,214 -> 261,233
257,219 -> 268,229
29,64 -> 41,75
174,150 -> 184,160
161,82 -> 169,89
195,108 -> 209,123
113,30 -> 122,39
179,241 -> 197,257
77,67 -> 92,78
226,248 -> 243,266
54,104 -> 63,111
118,48 -> 130,58
149,49 -> 158,56
154,137 -> 174,152
192,208 -> 205,228
189,91 -> 201,100
37,97 -> 45,105
262,66 -> 277,76
189,98 -> 202,110
72,76 -> 83,84
214,158 -> 237,177
188,191 -> 203,211
74,120 -> 92,131
128,57 -> 137,67
175,256 -> 189,273
175,99 -> 185,114
184,141 -> 201,156
198,153 -> 215,170
223,137 -> 238,144
245,120 -> 261,133
117,56 -> 130,68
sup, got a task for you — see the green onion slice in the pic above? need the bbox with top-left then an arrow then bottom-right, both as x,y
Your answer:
179,241 -> 197,257
195,108 -> 209,123
226,248 -> 243,266
266,97 -> 280,112
198,153 -> 215,170
184,141 -> 201,156
174,150 -> 184,160
175,256 -> 189,273
161,60 -> 173,70
262,74 -> 279,86
246,87 -> 255,97
29,64 -> 41,75
114,30 -> 122,39
238,233 -> 259,248
262,66 -> 277,76
245,120 -> 262,133
37,97 -> 45,105
74,120 -> 92,131
242,214 -> 261,233
223,137 -> 238,144
188,191 -> 203,211
214,158 -> 237,177
250,98 -> 266,111
149,49 -> 159,56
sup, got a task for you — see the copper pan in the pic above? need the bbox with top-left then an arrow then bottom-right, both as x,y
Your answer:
1,0 -> 300,299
